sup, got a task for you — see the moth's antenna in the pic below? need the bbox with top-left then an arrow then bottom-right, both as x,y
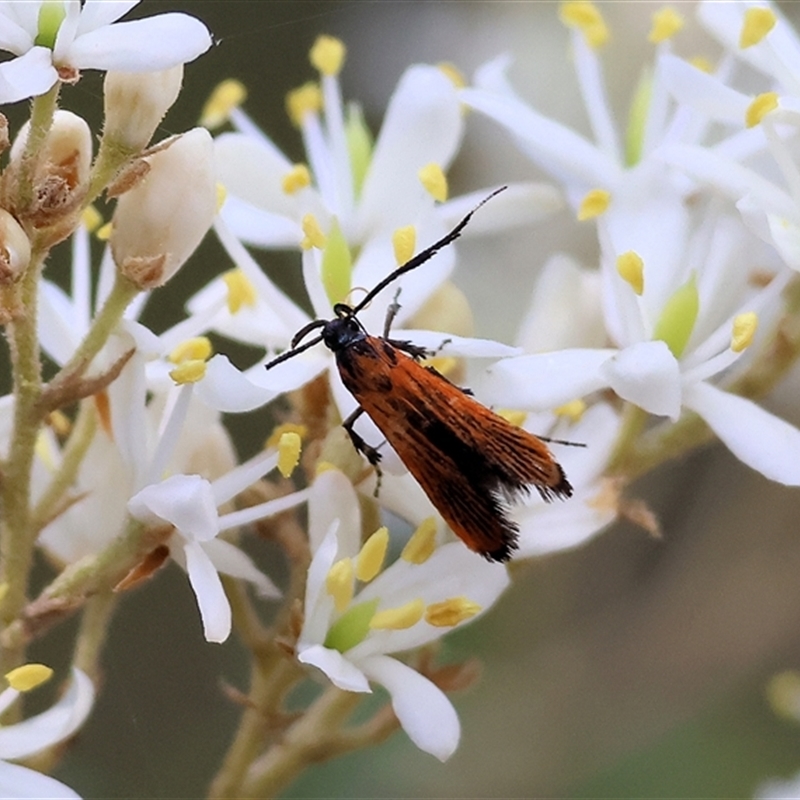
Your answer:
265,332 -> 325,370
350,185 -> 507,315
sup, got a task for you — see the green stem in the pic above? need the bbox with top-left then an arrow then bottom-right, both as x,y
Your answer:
73,591 -> 117,681
86,136 -> 138,207
239,687 -> 361,799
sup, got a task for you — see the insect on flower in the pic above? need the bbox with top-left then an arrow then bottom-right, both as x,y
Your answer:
265,187 -> 573,561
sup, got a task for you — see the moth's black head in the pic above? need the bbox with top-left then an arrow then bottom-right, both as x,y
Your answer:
322,305 -> 366,352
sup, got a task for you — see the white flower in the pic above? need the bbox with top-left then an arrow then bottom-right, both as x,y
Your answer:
0,667 -> 94,800
0,0 -> 211,104
296,469 -> 509,761
756,768 -> 800,799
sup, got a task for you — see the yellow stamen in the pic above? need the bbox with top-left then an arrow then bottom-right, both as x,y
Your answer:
578,189 -> 610,220
617,250 -> 645,295
370,599 -> 425,630
437,62 -> 467,89
286,82 -> 323,127
746,92 -> 779,128
169,360 -> 207,385
425,596 -> 482,627
418,163 -> 448,202
278,431 -> 302,478
689,56 -> 714,74
216,183 -> 227,213
740,7 -> 777,49
424,355 -> 457,377
310,35 -> 346,76
648,7 -> 684,43
559,1 -> 609,48
555,398 -> 587,422
35,430 -> 57,471
392,225 -> 416,266
497,409 -> 527,427
356,526 -> 389,582
47,409 -> 72,437
401,517 -> 437,564
96,221 -> 112,241
201,79 -> 247,130
301,213 -> 326,250
81,204 -> 102,232
5,663 -> 53,692
222,269 -> 257,314
282,163 -> 311,195
326,557 -> 354,613
767,670 -> 800,720
168,337 -> 213,364
731,311 -> 758,353
267,423 -> 308,450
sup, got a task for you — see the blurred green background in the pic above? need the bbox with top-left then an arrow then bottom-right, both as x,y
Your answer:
15,1 -> 800,797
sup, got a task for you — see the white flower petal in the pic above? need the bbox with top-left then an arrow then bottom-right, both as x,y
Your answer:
0,47 -> 57,103
65,14 -> 211,71
396,330 -> 520,360
0,8 -> 35,53
480,349 -> 617,410
600,340 -> 682,419
128,474 -> 219,541
359,654 -> 460,761
298,644 -> 370,693
183,541 -> 231,643
0,668 -> 94,760
201,538 -> 280,598
357,65 -> 462,236
194,355 -> 280,413
75,0 -> 139,34
683,381 -> 800,485
219,196 -> 302,248
299,520 -> 339,646
308,469 -> 361,556
0,761 -> 81,800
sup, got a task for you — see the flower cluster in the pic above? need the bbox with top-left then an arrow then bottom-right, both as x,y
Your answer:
1,0 -> 800,797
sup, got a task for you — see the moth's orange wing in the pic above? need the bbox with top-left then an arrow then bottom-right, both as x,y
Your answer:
335,336 -> 572,561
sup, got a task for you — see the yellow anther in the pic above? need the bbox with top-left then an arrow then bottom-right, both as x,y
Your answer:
689,56 -> 714,74
370,599 -> 425,630
282,163 -> 312,195
555,398 -> 587,422
301,213 -> 326,250
731,311 -> 758,353
310,35 -> 346,76
617,250 -> 645,295
356,526 -> 389,582
5,664 -> 53,692
497,409 -> 527,427
35,430 -> 57,471
81,204 -> 103,232
559,1 -> 609,48
326,557 -> 354,613
401,517 -> 438,564
740,7 -> 777,49
47,409 -> 72,437
578,189 -> 610,220
418,163 -> 448,202
169,360 -> 207,385
215,183 -> 227,213
648,7 -> 684,44
392,225 -> 416,266
424,355 -> 457,376
201,79 -> 247,130
266,422 -> 308,450
222,269 -> 257,314
286,82 -> 322,127
767,671 -> 800,720
168,337 -> 213,364
277,431 -> 302,478
746,92 -> 779,127
437,62 -> 467,89
425,596 -> 482,627
96,221 -> 112,241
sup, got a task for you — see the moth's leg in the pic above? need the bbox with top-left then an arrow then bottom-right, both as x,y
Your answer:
342,407 -> 384,494
386,339 -> 430,360
383,288 -> 402,338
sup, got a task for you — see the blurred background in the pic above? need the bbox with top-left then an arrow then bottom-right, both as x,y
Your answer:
16,1 -> 800,797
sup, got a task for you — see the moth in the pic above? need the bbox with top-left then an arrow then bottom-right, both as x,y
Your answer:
266,188 -> 573,561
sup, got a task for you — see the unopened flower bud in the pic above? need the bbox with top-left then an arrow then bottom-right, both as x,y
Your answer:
0,209 -> 30,284
103,66 -> 184,152
111,127 -> 215,290
9,110 -> 92,220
